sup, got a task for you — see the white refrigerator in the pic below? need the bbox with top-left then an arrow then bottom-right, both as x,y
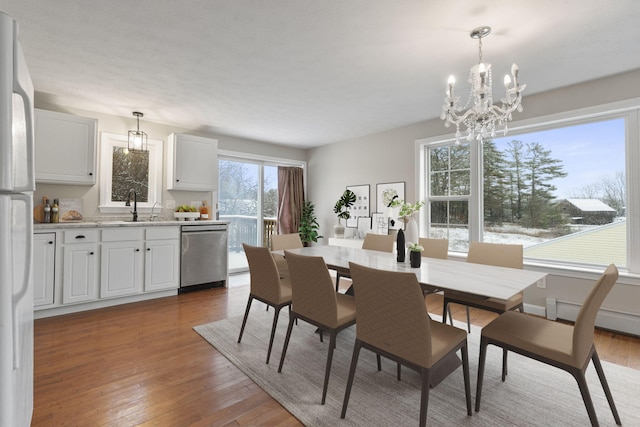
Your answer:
0,11 -> 35,427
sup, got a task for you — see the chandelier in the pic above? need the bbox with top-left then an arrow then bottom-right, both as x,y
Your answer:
441,26 -> 525,143
128,111 -> 148,152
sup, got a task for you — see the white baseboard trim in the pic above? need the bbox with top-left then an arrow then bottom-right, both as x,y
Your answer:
542,299 -> 640,337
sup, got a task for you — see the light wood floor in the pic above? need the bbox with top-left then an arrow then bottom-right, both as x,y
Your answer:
33,277 -> 640,426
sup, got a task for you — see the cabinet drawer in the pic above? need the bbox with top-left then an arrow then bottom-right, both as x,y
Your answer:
102,228 -> 144,242
146,227 -> 180,240
64,229 -> 99,243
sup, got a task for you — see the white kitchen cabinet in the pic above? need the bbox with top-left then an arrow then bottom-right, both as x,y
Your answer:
33,233 -> 56,307
166,133 -> 218,191
144,227 -> 180,291
35,109 -> 97,185
62,230 -> 99,304
100,228 -> 144,298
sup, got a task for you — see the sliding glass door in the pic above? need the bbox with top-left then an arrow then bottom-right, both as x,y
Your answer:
219,157 -> 278,273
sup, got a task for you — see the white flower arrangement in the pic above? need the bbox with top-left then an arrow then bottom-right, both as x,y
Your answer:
407,242 -> 424,252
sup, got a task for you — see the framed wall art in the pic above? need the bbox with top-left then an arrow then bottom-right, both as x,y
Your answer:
376,182 -> 405,229
346,184 -> 370,227
371,212 -> 389,235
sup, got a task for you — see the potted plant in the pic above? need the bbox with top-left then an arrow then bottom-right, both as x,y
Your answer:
390,199 -> 424,244
333,189 -> 356,237
298,201 -> 323,246
407,242 -> 424,268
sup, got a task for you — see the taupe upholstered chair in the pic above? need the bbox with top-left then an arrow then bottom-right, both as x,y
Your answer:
271,233 -> 303,279
238,243 -> 292,364
442,241 -> 523,333
475,264 -> 621,427
342,262 -> 472,427
418,237 -> 449,259
335,233 -> 394,291
278,251 -> 357,404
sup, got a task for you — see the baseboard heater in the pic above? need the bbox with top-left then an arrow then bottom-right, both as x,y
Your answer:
545,297 -> 640,337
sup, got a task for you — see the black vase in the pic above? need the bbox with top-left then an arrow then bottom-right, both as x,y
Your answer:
396,229 -> 405,262
410,251 -> 421,268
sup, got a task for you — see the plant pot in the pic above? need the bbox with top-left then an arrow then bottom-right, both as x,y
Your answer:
410,251 -> 422,268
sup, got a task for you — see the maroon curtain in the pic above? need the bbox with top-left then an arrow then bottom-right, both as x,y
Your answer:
277,167 -> 304,234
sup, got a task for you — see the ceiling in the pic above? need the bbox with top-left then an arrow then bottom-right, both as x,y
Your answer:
4,1 -> 640,148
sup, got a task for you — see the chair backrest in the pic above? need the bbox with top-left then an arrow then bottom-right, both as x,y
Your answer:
467,241 -> 523,269
349,262 -> 432,367
271,233 -> 303,251
362,233 -> 394,252
285,250 -> 338,325
243,243 -> 284,302
573,264 -> 618,364
419,238 -> 449,259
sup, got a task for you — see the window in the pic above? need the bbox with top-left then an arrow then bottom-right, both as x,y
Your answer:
419,103 -> 638,273
99,132 -> 162,213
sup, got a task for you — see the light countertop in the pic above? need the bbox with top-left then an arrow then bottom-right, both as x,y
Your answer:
34,219 -> 229,230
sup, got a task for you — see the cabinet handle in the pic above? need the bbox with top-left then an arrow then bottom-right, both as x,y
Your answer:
135,248 -> 140,252
147,248 -> 151,251
48,241 -> 53,244
89,172 -> 93,176
75,235 -> 86,239
89,252 -> 94,255
176,179 -> 179,182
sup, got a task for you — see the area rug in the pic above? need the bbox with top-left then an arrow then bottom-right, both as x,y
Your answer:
194,307 -> 639,426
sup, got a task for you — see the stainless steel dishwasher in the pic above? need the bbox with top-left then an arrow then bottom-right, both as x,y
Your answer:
180,223 -> 228,292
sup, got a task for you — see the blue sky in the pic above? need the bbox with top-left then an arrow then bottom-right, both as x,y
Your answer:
492,117 -> 625,199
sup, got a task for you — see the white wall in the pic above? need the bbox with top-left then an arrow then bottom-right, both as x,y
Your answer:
307,69 -> 640,335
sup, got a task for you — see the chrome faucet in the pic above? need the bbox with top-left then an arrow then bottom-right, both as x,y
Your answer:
150,202 -> 160,221
125,189 -> 138,222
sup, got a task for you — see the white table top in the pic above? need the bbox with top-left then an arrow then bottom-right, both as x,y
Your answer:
280,246 -> 547,301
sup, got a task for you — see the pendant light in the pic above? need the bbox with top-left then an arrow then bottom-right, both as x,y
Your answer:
128,111 -> 148,152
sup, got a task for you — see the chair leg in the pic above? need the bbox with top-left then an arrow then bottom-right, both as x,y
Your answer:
442,300 -> 448,324
237,297 -> 253,343
573,369 -> 600,427
341,339 -> 362,419
461,342 -> 472,416
475,337 -> 489,412
335,273 -> 341,292
321,332 -> 337,405
397,363 -> 402,381
277,314 -> 296,373
266,305 -> 283,364
501,348 -> 508,381
592,350 -> 622,425
419,368 -> 430,427
376,354 -> 381,371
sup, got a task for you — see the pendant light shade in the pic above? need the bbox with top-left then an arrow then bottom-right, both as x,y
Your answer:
128,111 -> 148,152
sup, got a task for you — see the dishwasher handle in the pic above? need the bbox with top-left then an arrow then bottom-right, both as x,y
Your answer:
181,225 -> 227,233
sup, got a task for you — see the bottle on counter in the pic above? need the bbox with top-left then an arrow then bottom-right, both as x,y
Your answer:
44,200 -> 51,223
51,199 -> 59,223
200,200 -> 209,220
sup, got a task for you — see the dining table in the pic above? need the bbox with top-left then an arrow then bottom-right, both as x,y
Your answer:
278,245 -> 547,301
277,244 -> 548,387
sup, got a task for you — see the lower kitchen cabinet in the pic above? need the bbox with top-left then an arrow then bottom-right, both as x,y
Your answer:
33,233 -> 56,307
145,227 -> 180,291
101,228 -> 144,298
62,242 -> 99,304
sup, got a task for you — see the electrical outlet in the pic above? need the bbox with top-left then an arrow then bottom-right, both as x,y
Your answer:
536,277 -> 546,288
166,200 -> 175,210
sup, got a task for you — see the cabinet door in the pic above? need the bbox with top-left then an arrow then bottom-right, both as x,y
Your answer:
145,239 -> 180,291
33,233 -> 56,307
101,241 -> 144,298
35,109 -> 97,185
62,243 -> 99,304
166,133 -> 217,191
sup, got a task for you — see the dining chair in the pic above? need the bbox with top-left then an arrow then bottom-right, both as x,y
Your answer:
475,264 -> 621,427
342,262 -> 472,427
442,241 -> 523,333
271,233 -> 303,279
335,233 -> 394,291
418,237 -> 449,259
278,250 -> 357,404
238,243 -> 292,364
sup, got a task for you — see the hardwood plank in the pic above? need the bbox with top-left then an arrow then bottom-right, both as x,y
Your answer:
32,280 -> 639,426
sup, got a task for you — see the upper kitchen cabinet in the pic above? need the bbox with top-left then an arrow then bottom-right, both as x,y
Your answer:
166,133 -> 218,191
35,109 -> 97,185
